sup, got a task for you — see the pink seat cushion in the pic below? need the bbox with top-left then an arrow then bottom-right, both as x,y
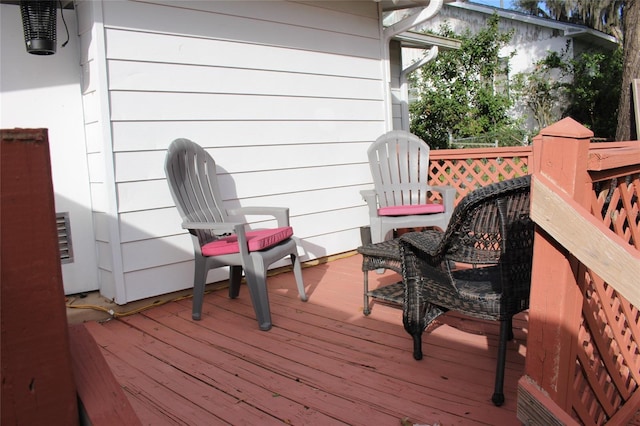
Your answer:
378,203 -> 445,216
201,226 -> 293,256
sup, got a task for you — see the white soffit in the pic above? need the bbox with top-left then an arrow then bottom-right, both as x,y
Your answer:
395,30 -> 460,51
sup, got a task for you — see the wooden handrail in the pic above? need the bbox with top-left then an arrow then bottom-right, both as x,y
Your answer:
587,142 -> 640,171
520,117 -> 640,424
531,174 -> 640,308
429,146 -> 533,160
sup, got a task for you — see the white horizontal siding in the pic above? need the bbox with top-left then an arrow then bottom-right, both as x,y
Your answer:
96,241 -> 113,271
119,228 -> 365,301
122,234 -> 194,273
297,228 -> 364,259
119,206 -> 366,273
84,0 -> 385,303
119,207 -> 182,243
108,60 -> 383,100
297,1 -> 379,20
122,262 -> 196,302
80,56 -> 97,94
114,151 -> 166,182
87,153 -> 105,182
103,1 -> 380,58
109,92 -> 384,121
81,91 -> 100,124
114,142 -> 370,182
239,184 -> 374,218
116,163 -> 371,213
105,29 -> 381,79
84,122 -> 102,154
98,270 -> 116,301
111,121 -> 383,151
292,207 -> 369,239
217,164 -> 372,198
119,184 -> 372,244
89,183 -> 108,213
93,212 -> 110,242
144,0 -> 380,37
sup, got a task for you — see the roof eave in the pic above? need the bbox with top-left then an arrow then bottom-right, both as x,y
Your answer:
377,0 -> 456,12
448,1 -> 620,47
393,30 -> 461,50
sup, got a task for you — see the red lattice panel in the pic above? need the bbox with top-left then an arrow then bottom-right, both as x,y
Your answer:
570,172 -> 640,425
429,156 -> 530,204
591,173 -> 640,250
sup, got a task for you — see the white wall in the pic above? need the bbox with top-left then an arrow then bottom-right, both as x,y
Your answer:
76,0 -> 386,303
420,4 -> 565,75
401,3 -> 580,132
0,4 -> 98,295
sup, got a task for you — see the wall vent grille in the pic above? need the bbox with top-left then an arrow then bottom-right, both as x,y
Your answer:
56,212 -> 73,264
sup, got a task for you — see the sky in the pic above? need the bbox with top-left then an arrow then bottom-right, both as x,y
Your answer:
470,0 -> 517,9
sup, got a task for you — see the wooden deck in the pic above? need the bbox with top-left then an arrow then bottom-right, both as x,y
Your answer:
75,253 -> 528,425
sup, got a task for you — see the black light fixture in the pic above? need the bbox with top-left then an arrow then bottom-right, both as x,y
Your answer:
20,0 -> 57,55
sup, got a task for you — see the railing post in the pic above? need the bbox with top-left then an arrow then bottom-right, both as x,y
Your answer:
526,118 -> 593,410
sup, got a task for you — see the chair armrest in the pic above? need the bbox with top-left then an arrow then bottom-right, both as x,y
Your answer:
227,206 -> 290,227
429,185 -> 456,212
182,221 -> 245,235
399,236 -> 448,345
360,189 -> 378,214
399,230 -> 445,263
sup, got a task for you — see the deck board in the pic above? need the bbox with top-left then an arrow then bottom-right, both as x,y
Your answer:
80,254 -> 526,425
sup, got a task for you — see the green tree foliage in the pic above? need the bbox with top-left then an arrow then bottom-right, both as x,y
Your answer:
512,45 -> 623,138
511,50 -> 565,130
409,15 -> 517,149
513,0 -> 624,39
512,1 -> 637,140
565,48 -> 622,138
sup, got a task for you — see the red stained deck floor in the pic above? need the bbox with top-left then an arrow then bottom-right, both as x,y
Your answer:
76,253 -> 528,425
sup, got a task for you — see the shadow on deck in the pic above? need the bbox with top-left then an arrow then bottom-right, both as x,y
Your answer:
69,253 -> 527,426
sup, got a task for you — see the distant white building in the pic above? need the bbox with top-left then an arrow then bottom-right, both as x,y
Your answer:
389,1 -> 619,132
435,2 -> 618,73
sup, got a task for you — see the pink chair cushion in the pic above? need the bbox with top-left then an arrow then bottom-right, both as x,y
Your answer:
378,203 -> 445,216
201,226 -> 293,256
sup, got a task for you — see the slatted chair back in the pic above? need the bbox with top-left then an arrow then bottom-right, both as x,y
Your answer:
362,130 -> 456,243
165,138 -> 227,249
368,130 -> 432,208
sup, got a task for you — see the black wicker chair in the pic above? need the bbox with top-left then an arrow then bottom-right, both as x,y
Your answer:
400,175 -> 533,406
357,238 -> 403,315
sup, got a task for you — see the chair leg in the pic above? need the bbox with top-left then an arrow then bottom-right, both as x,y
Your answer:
228,265 -> 243,299
411,333 -> 423,360
363,270 -> 371,316
290,252 -> 307,302
192,256 -> 207,321
405,303 -> 444,361
245,257 -> 272,331
245,276 -> 272,331
507,316 -> 514,341
492,318 -> 510,406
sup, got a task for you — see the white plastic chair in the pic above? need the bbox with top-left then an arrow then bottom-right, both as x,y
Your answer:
164,138 -> 307,330
361,130 -> 455,243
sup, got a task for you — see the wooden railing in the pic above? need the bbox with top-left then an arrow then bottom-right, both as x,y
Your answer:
402,123 -> 638,423
429,146 -> 533,202
516,118 -> 640,425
